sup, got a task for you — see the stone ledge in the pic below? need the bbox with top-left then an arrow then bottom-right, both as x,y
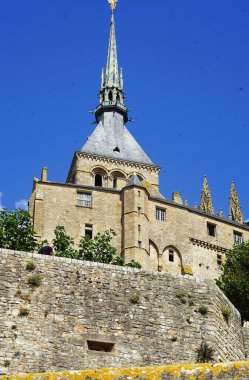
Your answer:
1,361 -> 249,379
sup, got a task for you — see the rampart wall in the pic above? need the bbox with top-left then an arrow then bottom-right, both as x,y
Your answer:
0,248 -> 246,375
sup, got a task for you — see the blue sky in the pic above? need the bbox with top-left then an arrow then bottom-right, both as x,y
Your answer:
0,0 -> 248,220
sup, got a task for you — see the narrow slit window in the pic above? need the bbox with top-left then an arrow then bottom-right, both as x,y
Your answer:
217,254 -> 222,270
138,207 -> 141,216
138,241 -> 142,249
85,224 -> 93,239
169,250 -> 174,262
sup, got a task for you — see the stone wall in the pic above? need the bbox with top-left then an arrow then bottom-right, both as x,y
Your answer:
0,249 -> 245,376
243,325 -> 249,357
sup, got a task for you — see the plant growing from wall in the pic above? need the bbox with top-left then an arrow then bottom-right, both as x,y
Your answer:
19,306 -> 29,317
196,342 -> 215,363
176,291 -> 187,304
216,241 -> 249,322
28,274 -> 42,287
198,305 -> 208,315
221,304 -> 232,323
26,261 -> 36,271
0,209 -> 37,252
130,293 -> 140,304
4,360 -> 10,368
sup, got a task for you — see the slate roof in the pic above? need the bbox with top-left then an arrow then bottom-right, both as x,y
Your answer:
81,115 -> 154,165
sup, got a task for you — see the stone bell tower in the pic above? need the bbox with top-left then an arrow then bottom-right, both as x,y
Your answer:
66,4 -> 160,192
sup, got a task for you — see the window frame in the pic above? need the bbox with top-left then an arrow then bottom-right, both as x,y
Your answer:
233,230 -> 243,245
156,207 -> 166,222
207,222 -> 216,237
77,192 -> 92,208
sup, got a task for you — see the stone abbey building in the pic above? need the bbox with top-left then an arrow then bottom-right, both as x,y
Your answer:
29,5 -> 249,280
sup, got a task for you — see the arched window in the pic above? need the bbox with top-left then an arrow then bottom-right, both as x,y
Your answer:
95,174 -> 102,187
108,91 -> 113,101
116,93 -> 120,102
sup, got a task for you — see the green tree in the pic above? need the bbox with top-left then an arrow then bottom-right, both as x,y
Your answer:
0,209 -> 37,252
79,229 -> 116,263
216,241 -> 249,322
53,226 -> 79,259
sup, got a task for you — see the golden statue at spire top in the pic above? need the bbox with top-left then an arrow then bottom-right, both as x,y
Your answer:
108,0 -> 118,11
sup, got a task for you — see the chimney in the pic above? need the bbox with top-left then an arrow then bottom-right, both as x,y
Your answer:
41,167 -> 48,182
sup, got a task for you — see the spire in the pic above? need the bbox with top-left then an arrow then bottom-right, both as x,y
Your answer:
199,176 -> 214,214
95,2 -> 128,123
229,182 -> 243,224
105,12 -> 119,87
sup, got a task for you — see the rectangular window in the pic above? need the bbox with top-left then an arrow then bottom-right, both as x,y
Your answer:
138,241 -> 142,249
77,192 -> 92,208
233,231 -> 243,245
87,340 -> 114,353
138,190 -> 141,197
207,222 -> 216,237
156,207 -> 166,222
217,254 -> 222,270
169,249 -> 174,262
85,224 -> 93,239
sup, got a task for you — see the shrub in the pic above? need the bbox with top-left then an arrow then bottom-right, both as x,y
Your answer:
221,304 -> 232,323
26,261 -> 36,271
198,305 -> 208,315
196,342 -> 215,363
176,291 -> 187,304
4,360 -> 10,367
28,274 -> 42,287
130,293 -> 140,304
19,306 -> 29,317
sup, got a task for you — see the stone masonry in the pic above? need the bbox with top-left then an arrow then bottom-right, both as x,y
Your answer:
0,249 -> 246,375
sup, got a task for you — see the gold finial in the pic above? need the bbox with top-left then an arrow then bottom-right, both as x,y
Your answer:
108,0 -> 118,11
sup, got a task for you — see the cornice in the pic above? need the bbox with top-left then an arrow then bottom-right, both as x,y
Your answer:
76,151 -> 161,173
189,237 -> 228,254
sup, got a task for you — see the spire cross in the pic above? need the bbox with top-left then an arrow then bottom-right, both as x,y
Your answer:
108,0 -> 118,11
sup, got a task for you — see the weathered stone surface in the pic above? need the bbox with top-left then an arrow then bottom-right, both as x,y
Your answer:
1,362 -> 249,380
0,249 -> 245,375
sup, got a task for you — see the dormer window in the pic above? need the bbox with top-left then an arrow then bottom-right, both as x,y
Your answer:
113,146 -> 120,153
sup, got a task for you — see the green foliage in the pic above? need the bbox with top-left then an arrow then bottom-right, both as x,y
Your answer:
198,305 -> 208,315
52,226 -> 142,268
26,261 -> 36,271
125,260 -> 142,269
4,360 -> 10,368
79,229 -> 117,263
176,291 -> 187,304
53,226 -> 78,259
216,241 -> 249,322
196,342 -> 215,363
28,274 -> 42,287
130,293 -> 140,304
0,209 -> 37,252
221,304 -> 232,323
